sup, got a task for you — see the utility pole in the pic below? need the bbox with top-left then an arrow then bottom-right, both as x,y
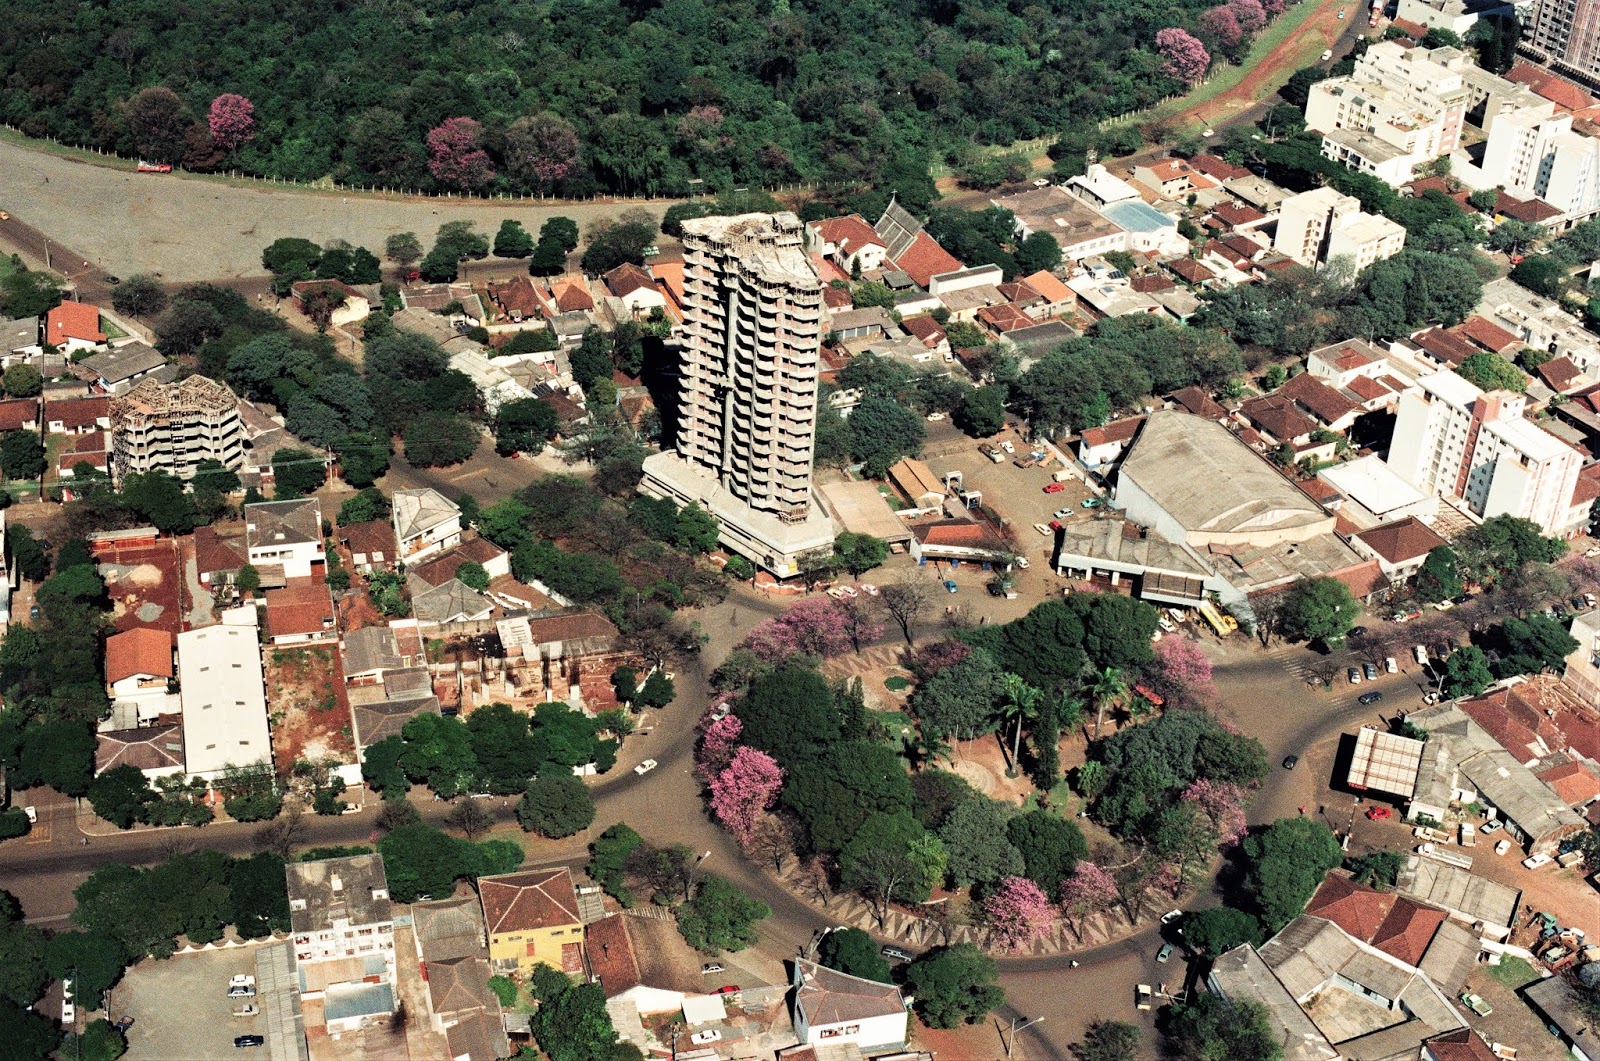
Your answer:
1002,1015 -> 1045,1058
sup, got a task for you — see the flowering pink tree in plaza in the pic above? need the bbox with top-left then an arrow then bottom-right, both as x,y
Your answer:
1230,0 -> 1268,32
743,597 -> 853,662
984,876 -> 1058,951
1058,861 -> 1118,940
1262,0 -> 1286,14
709,746 -> 784,847
1151,635 -> 1216,703
1181,779 -> 1250,846
696,714 -> 744,782
909,638 -> 972,681
208,94 -> 255,153
1156,28 -> 1211,85
1199,7 -> 1244,50
426,117 -> 496,191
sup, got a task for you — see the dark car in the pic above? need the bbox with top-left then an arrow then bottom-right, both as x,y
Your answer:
102,275 -> 121,285
114,1017 -> 134,1033
881,945 -> 916,962
1348,626 -> 1367,638
1362,661 -> 1379,680
234,1036 -> 264,1049
1282,755 -> 1299,770
1358,691 -> 1384,705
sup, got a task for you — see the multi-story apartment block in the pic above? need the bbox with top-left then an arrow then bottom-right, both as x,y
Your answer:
286,854 -> 397,1034
1387,369 -> 1584,536
108,375 -> 243,486
1305,42 -> 1469,184
1474,107 -> 1600,222
639,213 -> 836,577
1274,188 -> 1407,269
1527,0 -> 1600,85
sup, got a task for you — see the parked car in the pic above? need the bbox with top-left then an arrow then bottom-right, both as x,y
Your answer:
692,1031 -> 723,1045
1034,522 -> 1052,536
103,275 -> 121,285
1365,806 -> 1392,820
1481,820 -> 1503,834
1358,691 -> 1384,705
943,580 -> 958,593
227,986 -> 256,998
1461,993 -> 1493,1016
1043,483 -> 1066,494
1159,617 -> 1176,633
1348,626 -> 1368,638
634,759 -> 658,776
1495,839 -> 1512,856
1000,440 -> 1015,453
1156,943 -> 1175,963
1414,645 -> 1429,664
1523,853 -> 1553,870
925,412 -> 945,422
1283,754 -> 1299,770
234,1036 -> 265,1049
715,985 -> 741,995
1167,608 -> 1187,624
1081,498 -> 1102,508
23,806 -> 35,824
1348,667 -> 1362,684
1385,657 -> 1398,673
232,1004 -> 259,1018
1363,662 -> 1379,681
1160,909 -> 1184,925
114,1017 -> 135,1032
1049,520 -> 1064,531
858,583 -> 879,596
228,976 -> 256,989
1014,557 -> 1029,569
1053,507 -> 1073,519
1321,48 -> 1333,60
881,945 -> 916,962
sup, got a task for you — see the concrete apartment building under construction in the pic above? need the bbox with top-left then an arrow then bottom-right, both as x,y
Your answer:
640,212 -> 836,576
109,375 -> 244,486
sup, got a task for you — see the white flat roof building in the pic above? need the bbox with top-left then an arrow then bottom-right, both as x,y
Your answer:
1319,455 -> 1440,524
179,623 -> 271,781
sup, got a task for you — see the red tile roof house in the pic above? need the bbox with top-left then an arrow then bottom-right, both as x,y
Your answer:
487,277 -> 544,322
57,431 -> 109,481
1277,371 -> 1361,432
45,396 -> 110,435
1349,516 -> 1449,584
975,302 -> 1033,336
1078,416 -> 1145,469
807,214 -> 888,274
45,301 -> 107,353
0,398 -> 40,432
907,519 -> 1012,565
1539,355 -> 1588,395
602,262 -> 666,317
892,231 -> 963,289
900,315 -> 949,354
1536,760 -> 1600,808
264,578 -> 336,646
1237,394 -> 1318,446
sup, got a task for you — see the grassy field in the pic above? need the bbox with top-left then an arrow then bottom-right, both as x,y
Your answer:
100,316 -> 127,340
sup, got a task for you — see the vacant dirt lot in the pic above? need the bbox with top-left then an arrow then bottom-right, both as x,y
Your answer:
264,644 -> 353,771
0,138 -> 671,282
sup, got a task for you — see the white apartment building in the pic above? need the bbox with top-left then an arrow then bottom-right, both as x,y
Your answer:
392,488 -> 462,564
1304,42 -> 1469,185
639,213 -> 836,577
1387,369 -> 1584,535
1467,106 -> 1600,223
287,855 -> 397,1034
1274,188 -> 1408,269
1477,276 -> 1600,372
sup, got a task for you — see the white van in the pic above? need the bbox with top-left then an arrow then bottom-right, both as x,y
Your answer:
1412,645 -> 1428,665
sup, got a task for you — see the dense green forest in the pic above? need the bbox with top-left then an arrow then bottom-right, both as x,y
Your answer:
0,0 -> 1228,197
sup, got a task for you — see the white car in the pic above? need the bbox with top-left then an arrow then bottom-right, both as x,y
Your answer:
691,1030 -> 723,1045
925,412 -> 946,422
1159,617 -> 1176,633
1385,657 -> 1398,673
1480,819 -> 1503,834
1167,608 -> 1187,624
23,806 -> 36,824
634,759 -> 658,776
835,585 -> 858,598
1413,645 -> 1428,665
1000,440 -> 1016,453
1495,839 -> 1511,856
228,975 -> 256,989
858,583 -> 880,596
1052,507 -> 1073,519
1160,909 -> 1183,925
1522,853 -> 1553,870
1013,557 -> 1029,569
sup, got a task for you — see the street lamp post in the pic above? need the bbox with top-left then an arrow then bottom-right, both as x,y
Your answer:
685,849 -> 712,901
1002,1015 -> 1045,1058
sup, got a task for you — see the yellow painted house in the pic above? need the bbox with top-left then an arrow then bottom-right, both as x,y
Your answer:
479,868 -> 585,978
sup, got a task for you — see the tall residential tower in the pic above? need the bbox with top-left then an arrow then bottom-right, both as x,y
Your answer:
640,213 -> 835,576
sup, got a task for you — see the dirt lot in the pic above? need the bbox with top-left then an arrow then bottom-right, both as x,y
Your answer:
0,138 -> 672,283
264,644 -> 354,771
97,538 -> 187,636
116,944 -> 277,1061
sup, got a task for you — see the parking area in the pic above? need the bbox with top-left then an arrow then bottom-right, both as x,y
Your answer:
923,433 -> 1102,570
116,942 -> 298,1061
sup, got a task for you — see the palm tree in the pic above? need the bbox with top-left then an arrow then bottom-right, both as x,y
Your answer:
1090,666 -> 1127,738
999,673 -> 1042,775
902,728 -> 953,771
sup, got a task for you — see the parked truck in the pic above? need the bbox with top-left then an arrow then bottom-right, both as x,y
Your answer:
1459,823 -> 1476,847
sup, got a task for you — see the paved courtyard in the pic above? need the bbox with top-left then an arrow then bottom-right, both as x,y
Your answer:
117,940 -> 304,1061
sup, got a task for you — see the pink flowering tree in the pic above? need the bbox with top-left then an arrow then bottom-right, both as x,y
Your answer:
504,112 -> 581,191
208,94 -> 255,153
1151,635 -> 1216,703
426,117 -> 496,191
1198,7 -> 1244,50
908,639 -> 972,681
984,876 -> 1058,951
696,714 -> 744,782
677,105 -> 726,144
1261,0 -> 1286,14
1181,778 -> 1250,846
743,597 -> 853,662
1058,861 -> 1118,940
1156,28 -> 1211,85
1230,0 -> 1268,32
709,746 -> 784,847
